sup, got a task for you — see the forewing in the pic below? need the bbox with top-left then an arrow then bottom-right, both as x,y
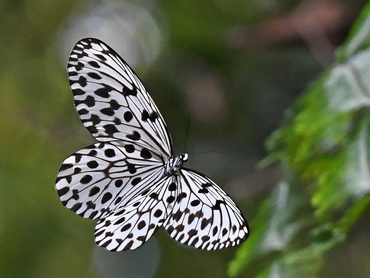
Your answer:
164,169 -> 248,250
94,176 -> 177,251
68,38 -> 173,156
56,142 -> 165,220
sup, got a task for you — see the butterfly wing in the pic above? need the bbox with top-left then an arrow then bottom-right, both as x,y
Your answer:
68,38 -> 173,157
94,176 -> 178,251
57,38 -> 175,220
56,142 -> 165,220
164,169 -> 249,250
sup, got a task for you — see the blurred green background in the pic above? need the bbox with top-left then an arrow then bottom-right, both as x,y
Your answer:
1,0 -> 370,277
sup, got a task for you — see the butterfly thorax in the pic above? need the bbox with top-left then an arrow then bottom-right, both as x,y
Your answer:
164,153 -> 188,176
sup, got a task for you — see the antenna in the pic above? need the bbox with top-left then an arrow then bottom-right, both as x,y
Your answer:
183,114 -> 190,154
182,115 -> 225,157
190,150 -> 225,156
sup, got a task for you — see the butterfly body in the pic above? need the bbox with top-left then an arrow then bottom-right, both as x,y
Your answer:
164,153 -> 188,176
56,38 -> 248,251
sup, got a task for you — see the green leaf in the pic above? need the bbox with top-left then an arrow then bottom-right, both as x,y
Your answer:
326,49 -> 370,112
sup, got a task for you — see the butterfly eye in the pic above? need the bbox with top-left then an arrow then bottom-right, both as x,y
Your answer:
55,38 -> 248,252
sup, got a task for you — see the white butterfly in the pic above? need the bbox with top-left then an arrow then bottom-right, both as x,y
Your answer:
55,38 -> 249,251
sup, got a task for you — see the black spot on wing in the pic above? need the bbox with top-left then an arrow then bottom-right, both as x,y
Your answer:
102,192 -> 113,204
115,180 -> 123,187
126,131 -> 141,141
101,108 -> 114,116
140,148 -> 152,159
141,110 -> 159,122
89,61 -> 100,68
124,111 -> 133,122
104,124 -> 119,135
59,163 -> 73,171
57,187 -> 69,197
124,144 -> 135,153
87,72 -> 101,80
131,177 -> 142,186
122,86 -> 137,97
89,186 -> 100,196
80,175 -> 92,184
109,99 -> 120,110
104,148 -> 116,158
95,86 -> 111,98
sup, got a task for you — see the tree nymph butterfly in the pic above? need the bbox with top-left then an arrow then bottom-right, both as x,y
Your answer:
55,38 -> 249,251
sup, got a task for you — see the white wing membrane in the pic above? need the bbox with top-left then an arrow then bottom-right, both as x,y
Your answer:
68,38 -> 173,156
164,169 -> 248,250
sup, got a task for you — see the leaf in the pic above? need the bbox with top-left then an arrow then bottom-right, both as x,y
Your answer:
343,114 -> 370,197
326,49 -> 370,112
229,2 -> 370,277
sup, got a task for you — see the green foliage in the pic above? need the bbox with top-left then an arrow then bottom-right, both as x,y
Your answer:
229,2 -> 370,277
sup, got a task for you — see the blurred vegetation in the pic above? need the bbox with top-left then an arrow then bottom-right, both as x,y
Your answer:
0,0 -> 369,277
230,2 -> 370,277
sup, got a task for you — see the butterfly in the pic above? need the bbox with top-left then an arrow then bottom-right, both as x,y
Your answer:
55,38 -> 249,251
